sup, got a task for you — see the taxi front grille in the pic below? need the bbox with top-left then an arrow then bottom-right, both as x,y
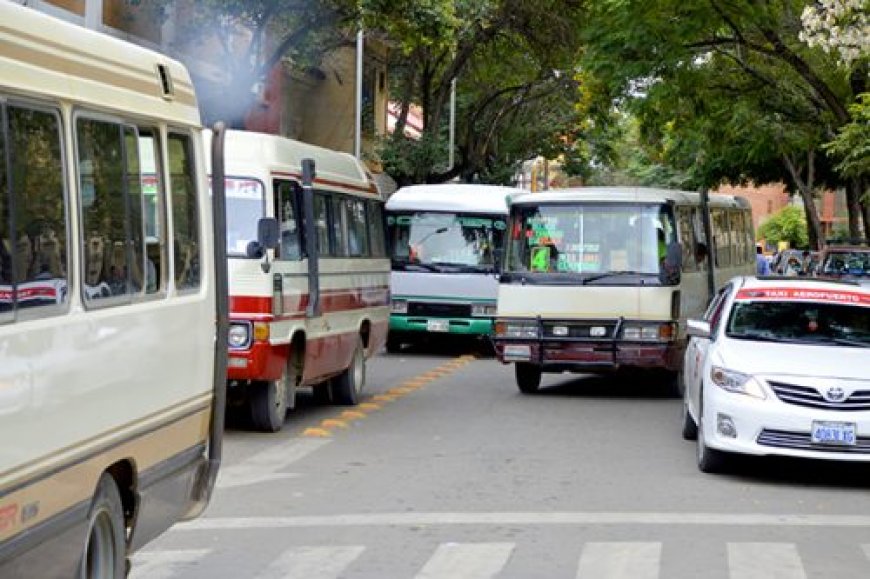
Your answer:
757,429 -> 870,454
768,381 -> 870,411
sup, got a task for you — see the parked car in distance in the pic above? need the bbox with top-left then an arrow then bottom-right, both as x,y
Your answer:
681,276 -> 870,473
816,245 -> 870,284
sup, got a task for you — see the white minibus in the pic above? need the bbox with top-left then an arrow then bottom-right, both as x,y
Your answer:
385,184 -> 512,351
492,187 -> 754,393
0,3 -> 227,577
221,130 -> 389,432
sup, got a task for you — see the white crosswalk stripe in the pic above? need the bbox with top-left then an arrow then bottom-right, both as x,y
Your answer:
129,539 -> 870,578
414,542 -> 515,579
254,545 -> 365,579
727,543 -> 807,579
576,542 -> 661,579
129,549 -> 210,579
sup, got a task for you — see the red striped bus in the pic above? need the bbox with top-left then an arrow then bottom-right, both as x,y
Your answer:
218,130 -> 389,431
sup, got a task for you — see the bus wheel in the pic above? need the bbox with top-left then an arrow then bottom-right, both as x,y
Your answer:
80,473 -> 125,579
332,336 -> 365,405
249,378 -> 288,432
386,334 -> 402,354
515,363 -> 541,394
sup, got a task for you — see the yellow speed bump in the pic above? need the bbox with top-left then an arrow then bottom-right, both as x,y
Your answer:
359,402 -> 381,411
321,419 -> 348,429
341,411 -> 367,421
373,394 -> 397,403
388,387 -> 415,395
302,428 -> 331,437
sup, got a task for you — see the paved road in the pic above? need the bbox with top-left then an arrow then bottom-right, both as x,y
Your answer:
132,343 -> 870,578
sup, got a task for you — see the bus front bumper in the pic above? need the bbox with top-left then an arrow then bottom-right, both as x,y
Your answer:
390,314 -> 493,336
227,341 -> 288,382
492,339 -> 682,372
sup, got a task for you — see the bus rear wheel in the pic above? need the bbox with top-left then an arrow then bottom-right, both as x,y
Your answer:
80,473 -> 125,579
515,363 -> 541,394
332,336 -> 365,405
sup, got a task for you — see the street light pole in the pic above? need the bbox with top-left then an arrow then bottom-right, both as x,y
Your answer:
354,28 -> 364,160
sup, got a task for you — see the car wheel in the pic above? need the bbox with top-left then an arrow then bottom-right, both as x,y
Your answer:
696,404 -> 727,473
681,400 -> 698,441
515,363 -> 541,394
332,336 -> 365,405
80,474 -> 126,579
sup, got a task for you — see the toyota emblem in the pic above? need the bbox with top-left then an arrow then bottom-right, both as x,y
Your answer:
824,387 -> 846,402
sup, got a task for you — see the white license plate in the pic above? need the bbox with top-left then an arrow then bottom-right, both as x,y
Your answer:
427,319 -> 450,332
811,421 -> 856,445
503,344 -> 531,361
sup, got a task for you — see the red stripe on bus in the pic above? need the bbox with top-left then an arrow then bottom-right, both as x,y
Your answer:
230,286 -> 390,316
735,287 -> 870,306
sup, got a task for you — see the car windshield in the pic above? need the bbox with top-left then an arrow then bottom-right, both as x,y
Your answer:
820,250 -> 870,277
726,300 -> 870,347
504,203 -> 677,282
388,212 -> 506,273
224,177 -> 265,257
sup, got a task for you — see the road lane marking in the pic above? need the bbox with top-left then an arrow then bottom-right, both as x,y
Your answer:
216,438 -> 331,488
414,542 -> 514,579
576,542 -> 660,579
179,511 -> 870,530
129,549 -> 209,579
728,543 -> 807,579
253,546 -> 365,579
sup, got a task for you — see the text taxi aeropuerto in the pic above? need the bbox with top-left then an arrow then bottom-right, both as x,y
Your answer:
681,275 -> 870,473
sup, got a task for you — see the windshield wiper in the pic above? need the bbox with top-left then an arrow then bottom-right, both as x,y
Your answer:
727,332 -> 799,343
582,270 -> 652,284
429,262 -> 494,273
800,336 -> 870,349
392,261 -> 440,272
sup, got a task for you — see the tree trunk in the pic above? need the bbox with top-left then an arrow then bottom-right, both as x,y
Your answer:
846,179 -> 864,241
782,153 -> 823,250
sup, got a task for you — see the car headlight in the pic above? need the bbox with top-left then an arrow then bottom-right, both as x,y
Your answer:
391,299 -> 408,314
710,366 -> 767,399
494,320 -> 538,339
228,323 -> 251,349
471,303 -> 497,316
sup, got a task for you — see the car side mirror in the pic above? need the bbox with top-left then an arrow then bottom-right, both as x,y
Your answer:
687,318 -> 711,339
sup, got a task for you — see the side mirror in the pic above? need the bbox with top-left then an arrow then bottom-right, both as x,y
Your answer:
686,318 -> 711,339
245,240 -> 264,259
257,217 -> 280,250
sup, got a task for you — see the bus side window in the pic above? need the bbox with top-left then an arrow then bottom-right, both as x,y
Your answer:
313,192 -> 331,256
331,196 -> 348,257
167,132 -> 200,291
274,180 -> 301,261
368,201 -> 386,258
138,129 -> 165,294
0,104 -> 11,318
347,199 -> 369,257
676,207 -> 697,272
5,105 -> 68,312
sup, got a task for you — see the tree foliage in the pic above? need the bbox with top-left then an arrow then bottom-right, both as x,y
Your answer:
758,205 -> 809,248
578,0 -> 867,241
367,0 -> 587,186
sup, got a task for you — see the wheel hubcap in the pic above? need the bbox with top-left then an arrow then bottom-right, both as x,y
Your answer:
84,510 -> 116,579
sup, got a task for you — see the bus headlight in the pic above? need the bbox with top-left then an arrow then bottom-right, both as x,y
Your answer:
494,320 -> 539,339
391,299 -> 408,314
228,323 -> 251,349
622,323 -> 675,341
710,366 -> 767,400
471,303 -> 497,317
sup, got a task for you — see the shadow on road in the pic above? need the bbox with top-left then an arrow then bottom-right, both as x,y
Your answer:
535,371 -> 679,400
712,453 -> 870,489
385,335 -> 495,359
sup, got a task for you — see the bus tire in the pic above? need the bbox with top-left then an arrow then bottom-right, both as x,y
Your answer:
249,378 -> 288,432
386,334 -> 402,354
332,336 -> 365,405
80,473 -> 125,579
515,363 -> 541,394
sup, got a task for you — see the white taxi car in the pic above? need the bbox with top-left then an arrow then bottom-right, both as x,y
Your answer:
681,276 -> 870,473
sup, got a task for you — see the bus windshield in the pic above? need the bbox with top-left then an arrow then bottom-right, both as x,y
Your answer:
225,177 -> 265,256
389,212 -> 506,273
505,203 -> 677,283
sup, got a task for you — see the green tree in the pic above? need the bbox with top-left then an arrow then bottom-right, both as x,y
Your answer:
366,0 -> 587,186
758,205 -> 809,248
579,0 -> 867,241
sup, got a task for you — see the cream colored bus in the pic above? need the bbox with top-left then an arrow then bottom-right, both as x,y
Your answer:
492,187 -> 754,394
220,130 -> 390,432
0,4 -> 227,577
